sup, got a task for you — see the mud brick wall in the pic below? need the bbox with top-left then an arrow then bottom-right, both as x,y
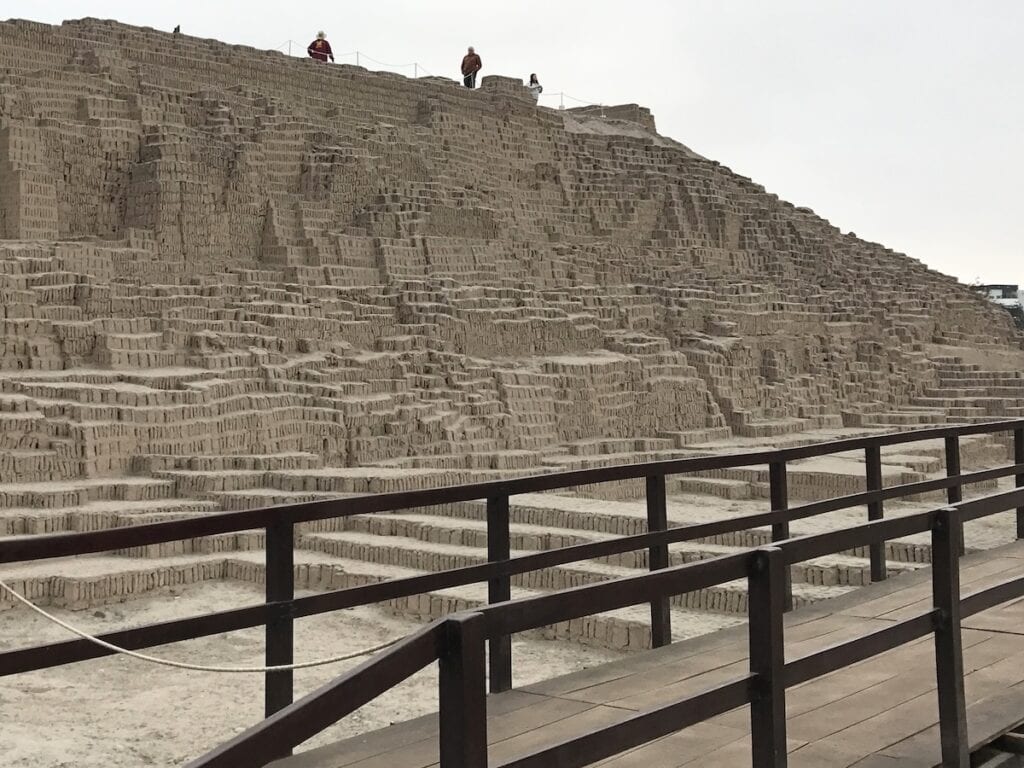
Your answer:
0,16 -> 1020,486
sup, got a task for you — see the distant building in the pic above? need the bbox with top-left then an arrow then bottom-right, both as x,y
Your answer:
975,284 -> 1024,330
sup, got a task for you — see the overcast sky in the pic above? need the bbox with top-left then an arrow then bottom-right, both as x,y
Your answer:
16,1 -> 1024,288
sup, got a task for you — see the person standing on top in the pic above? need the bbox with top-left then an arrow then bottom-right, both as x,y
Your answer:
527,73 -> 543,101
461,46 -> 482,88
308,31 -> 334,63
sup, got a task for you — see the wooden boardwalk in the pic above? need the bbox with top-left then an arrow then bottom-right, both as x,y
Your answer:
273,540 -> 1024,768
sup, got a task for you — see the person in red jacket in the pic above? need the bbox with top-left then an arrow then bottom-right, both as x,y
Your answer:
308,31 -> 334,63
461,46 -> 482,88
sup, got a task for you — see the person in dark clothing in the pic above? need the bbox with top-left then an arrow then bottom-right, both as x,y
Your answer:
461,46 -> 482,88
308,31 -> 334,63
172,25 -> 181,35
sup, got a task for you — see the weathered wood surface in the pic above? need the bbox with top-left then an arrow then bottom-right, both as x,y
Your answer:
272,541 -> 1024,768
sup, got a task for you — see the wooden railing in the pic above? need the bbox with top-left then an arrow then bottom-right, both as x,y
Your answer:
0,420 -> 1023,763
188,489 -> 1024,768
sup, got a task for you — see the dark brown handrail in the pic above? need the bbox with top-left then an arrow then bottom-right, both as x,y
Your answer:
784,611 -> 938,687
6,461 -> 1020,678
477,551 -> 752,638
961,575 -> 1024,617
498,677 -> 755,768
4,418 -> 1022,564
186,489 -> 1024,768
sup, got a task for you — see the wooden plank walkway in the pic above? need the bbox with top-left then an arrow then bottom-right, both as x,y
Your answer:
273,541 -> 1024,768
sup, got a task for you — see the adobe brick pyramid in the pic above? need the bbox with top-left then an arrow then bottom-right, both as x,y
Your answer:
3,18 -> 1024,651
0,16 -> 1020,483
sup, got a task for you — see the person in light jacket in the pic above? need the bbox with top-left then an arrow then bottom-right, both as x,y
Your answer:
527,73 -> 543,101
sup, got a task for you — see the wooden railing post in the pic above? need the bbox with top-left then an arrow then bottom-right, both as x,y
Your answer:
865,445 -> 886,582
439,613 -> 488,768
768,461 -> 794,612
265,521 -> 295,721
944,436 -> 963,506
486,494 -> 512,693
1014,428 -> 1024,540
646,474 -> 672,648
944,436 -> 965,555
748,546 -> 788,768
931,507 -> 969,767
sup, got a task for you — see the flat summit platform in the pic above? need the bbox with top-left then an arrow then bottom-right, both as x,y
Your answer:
273,540 -> 1024,768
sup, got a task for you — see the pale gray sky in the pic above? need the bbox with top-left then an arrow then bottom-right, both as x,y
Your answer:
16,1 -> 1024,287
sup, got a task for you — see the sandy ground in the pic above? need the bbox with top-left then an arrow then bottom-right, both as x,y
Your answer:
0,582 -> 620,767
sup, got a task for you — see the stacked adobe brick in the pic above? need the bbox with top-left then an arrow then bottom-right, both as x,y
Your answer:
0,18 -> 1022,648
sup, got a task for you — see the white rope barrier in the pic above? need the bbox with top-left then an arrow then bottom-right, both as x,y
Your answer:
0,577 -> 405,673
359,52 -> 415,69
267,39 -> 430,76
538,91 -> 605,111
561,92 -> 603,106
39,30 -> 432,80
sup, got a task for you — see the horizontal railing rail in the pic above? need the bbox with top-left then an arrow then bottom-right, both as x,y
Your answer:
186,487 -> 1024,768
784,610 -> 938,687
479,551 -> 752,637
500,676 -> 756,768
962,575 -> 1024,617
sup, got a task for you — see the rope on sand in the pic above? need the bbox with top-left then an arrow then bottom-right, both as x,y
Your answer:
0,578 -> 404,673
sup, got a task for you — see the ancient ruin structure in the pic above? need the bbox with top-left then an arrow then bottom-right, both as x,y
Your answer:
1,18 -> 1023,652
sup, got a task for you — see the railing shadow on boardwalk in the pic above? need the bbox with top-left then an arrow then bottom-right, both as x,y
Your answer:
1,419 -> 1023,767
